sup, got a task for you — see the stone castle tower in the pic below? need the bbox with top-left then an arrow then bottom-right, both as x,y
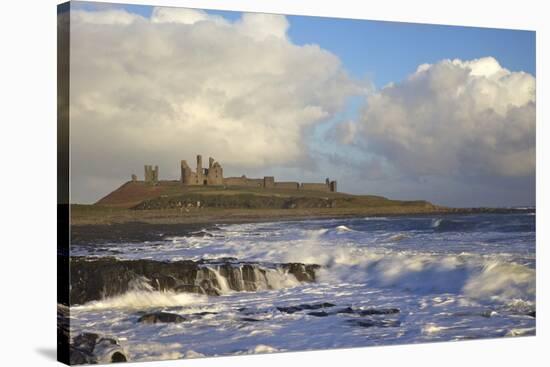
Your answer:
144,165 -> 158,185
181,155 -> 223,185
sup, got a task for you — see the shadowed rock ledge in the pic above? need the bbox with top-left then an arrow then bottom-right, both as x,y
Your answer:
70,257 -> 320,305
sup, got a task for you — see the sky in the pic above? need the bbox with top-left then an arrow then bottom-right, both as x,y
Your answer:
66,1 -> 536,207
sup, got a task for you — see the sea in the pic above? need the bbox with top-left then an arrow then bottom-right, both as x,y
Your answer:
68,211 -> 536,362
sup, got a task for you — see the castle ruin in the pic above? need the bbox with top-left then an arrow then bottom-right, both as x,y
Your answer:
181,156 -> 223,186
144,165 -> 159,185
136,154 -> 337,192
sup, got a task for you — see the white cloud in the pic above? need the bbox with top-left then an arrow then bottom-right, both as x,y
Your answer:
72,9 -> 143,25
235,13 -> 289,41
69,8 -> 358,202
349,57 -> 535,178
150,7 -> 224,25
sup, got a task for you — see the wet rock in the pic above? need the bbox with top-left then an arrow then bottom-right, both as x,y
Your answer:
138,312 -> 187,324
193,311 -> 217,316
300,302 -> 335,310
241,317 -> 262,322
174,284 -> 205,294
70,332 -> 127,364
347,319 -> 401,328
336,307 -> 355,314
94,338 -> 128,363
70,347 -> 95,365
277,302 -> 336,314
281,263 -> 320,282
356,308 -> 400,316
70,257 -> 320,305
276,306 -> 302,314
308,311 -> 330,317
72,333 -> 100,354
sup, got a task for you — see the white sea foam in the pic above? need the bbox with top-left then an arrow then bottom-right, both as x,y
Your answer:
422,323 -> 448,335
83,219 -> 534,303
73,291 -> 207,311
68,215 -> 535,361
275,229 -> 535,301
505,327 -> 536,337
128,342 -> 185,361
431,218 -> 443,228
336,225 -> 354,232
249,345 -> 278,354
463,261 -> 535,300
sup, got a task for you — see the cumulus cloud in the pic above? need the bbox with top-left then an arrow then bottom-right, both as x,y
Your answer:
150,7 -> 214,24
69,8 -> 358,202
347,57 -> 535,179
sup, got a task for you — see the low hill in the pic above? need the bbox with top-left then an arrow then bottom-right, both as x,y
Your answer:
68,180 -> 447,225
72,181 -> 529,226
96,181 -> 184,208
96,180 -> 433,210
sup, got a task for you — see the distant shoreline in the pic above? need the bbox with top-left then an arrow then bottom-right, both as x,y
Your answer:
69,206 -> 534,245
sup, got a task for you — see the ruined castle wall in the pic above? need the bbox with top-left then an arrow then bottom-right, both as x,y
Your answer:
244,179 -> 264,187
144,165 -> 158,185
274,182 -> 300,190
206,164 -> 224,185
223,177 -> 248,186
224,177 -> 263,188
263,176 -> 275,188
144,165 -> 151,182
153,166 -> 159,182
300,183 -> 330,192
181,160 -> 200,185
178,155 -> 336,191
196,155 -> 204,184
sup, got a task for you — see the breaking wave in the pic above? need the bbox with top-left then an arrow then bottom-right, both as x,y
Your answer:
74,290 -> 207,311
335,225 -> 354,232
281,230 -> 535,302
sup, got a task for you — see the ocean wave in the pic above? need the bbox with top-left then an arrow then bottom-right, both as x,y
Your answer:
430,218 -> 479,232
431,218 -> 443,228
278,230 -> 534,302
335,225 -> 354,233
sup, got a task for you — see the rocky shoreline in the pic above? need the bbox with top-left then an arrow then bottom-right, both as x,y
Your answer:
69,256 -> 320,305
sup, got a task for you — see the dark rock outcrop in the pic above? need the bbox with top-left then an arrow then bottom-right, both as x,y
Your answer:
241,317 -> 262,322
70,332 -> 127,364
70,257 -> 320,305
276,302 -> 335,314
308,311 -> 330,317
346,319 -> 401,328
276,304 -> 400,319
356,308 -> 400,316
138,312 -> 186,324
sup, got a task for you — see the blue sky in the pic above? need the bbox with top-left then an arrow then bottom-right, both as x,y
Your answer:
69,2 -> 536,207
287,17 -> 535,86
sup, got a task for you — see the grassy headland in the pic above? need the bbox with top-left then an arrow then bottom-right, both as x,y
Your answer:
72,181 -> 447,226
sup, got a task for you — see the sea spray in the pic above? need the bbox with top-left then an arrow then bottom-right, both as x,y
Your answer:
73,291 -> 207,311
68,213 -> 535,361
